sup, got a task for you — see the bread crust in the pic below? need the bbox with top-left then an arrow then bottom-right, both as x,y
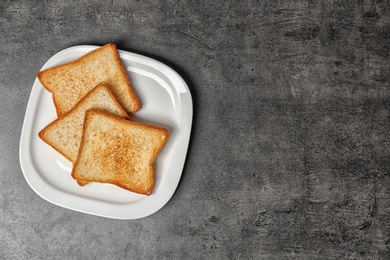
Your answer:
71,109 -> 169,195
38,43 -> 141,116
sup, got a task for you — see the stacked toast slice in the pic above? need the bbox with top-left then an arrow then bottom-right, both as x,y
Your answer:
72,109 -> 169,195
38,44 -> 169,195
38,43 -> 141,116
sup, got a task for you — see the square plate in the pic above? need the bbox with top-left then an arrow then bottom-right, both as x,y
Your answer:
19,45 -> 192,219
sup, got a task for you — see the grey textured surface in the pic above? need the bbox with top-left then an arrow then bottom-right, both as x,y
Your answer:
1,0 -> 390,259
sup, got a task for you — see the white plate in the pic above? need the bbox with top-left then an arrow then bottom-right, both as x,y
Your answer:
19,45 -> 192,219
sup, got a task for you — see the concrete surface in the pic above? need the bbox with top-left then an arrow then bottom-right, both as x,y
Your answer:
1,0 -> 390,259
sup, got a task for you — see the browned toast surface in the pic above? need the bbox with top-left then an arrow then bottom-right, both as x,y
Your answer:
71,109 -> 169,195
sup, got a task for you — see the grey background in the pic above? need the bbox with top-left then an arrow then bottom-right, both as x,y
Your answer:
1,0 -> 390,259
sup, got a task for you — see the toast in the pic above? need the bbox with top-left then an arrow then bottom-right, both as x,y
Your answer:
71,109 -> 169,195
39,83 -> 129,163
38,43 -> 141,116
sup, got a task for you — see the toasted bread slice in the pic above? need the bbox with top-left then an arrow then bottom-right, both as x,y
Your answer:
38,43 -> 141,116
39,83 -> 129,163
71,109 -> 169,195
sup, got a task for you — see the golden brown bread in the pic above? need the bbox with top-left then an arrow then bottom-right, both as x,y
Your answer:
38,83 -> 129,163
38,43 -> 141,116
71,109 -> 169,195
